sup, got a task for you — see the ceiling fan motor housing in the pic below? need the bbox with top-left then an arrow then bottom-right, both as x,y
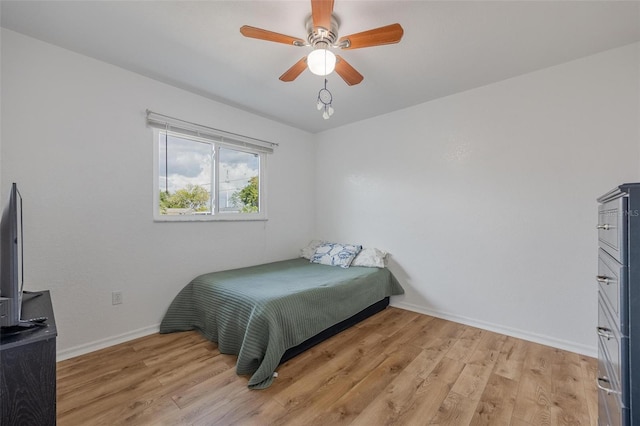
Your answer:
306,15 -> 339,49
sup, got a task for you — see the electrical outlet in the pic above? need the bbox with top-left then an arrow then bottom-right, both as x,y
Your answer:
112,291 -> 123,305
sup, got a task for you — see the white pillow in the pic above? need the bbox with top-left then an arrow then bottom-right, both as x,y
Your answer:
300,240 -> 325,259
310,242 -> 362,268
351,247 -> 388,268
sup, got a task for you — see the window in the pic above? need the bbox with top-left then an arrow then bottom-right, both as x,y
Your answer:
153,129 -> 266,221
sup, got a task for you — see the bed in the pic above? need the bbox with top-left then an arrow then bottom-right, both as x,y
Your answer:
159,257 -> 404,389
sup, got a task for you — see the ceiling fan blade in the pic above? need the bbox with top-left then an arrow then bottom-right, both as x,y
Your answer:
311,0 -> 334,30
335,55 -> 363,86
279,57 -> 308,82
240,25 -> 306,46
338,23 -> 404,49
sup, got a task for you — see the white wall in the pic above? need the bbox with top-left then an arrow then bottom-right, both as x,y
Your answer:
315,43 -> 640,356
0,29 -> 316,358
3,28 -> 639,360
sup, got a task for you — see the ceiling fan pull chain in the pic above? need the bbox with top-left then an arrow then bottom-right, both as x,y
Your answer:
317,78 -> 334,120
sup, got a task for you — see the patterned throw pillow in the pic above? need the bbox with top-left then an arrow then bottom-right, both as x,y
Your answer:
310,243 -> 363,268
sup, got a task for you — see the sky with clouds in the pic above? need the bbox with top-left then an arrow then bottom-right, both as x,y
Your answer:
159,134 -> 258,210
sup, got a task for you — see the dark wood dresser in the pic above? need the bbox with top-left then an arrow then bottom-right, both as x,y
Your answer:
0,290 -> 57,426
597,184 -> 640,426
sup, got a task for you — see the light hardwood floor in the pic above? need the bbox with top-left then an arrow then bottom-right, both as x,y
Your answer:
56,307 -> 597,425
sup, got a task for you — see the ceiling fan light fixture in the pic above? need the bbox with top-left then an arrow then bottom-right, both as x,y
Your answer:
307,48 -> 336,76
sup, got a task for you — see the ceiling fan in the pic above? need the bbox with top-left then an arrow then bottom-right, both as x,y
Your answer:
240,0 -> 404,86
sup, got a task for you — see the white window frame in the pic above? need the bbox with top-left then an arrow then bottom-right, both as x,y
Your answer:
152,128 -> 268,222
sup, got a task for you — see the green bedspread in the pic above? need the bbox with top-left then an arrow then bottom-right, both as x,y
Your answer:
159,258 -> 404,389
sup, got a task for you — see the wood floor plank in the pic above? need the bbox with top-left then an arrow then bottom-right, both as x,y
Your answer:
348,345 -> 455,425
446,327 -> 485,362
450,331 -> 506,401
268,324 -> 379,393
57,370 -> 164,425
271,332 -> 386,412
417,317 -> 467,353
190,385 -> 284,426
55,308 -> 598,426
300,344 -> 423,426
469,373 -> 518,425
354,307 -> 421,337
155,352 -> 232,387
511,341 -> 555,425
56,344 -> 136,378
167,369 -> 251,425
91,395 -> 181,426
270,349 -> 389,425
580,355 -> 598,426
394,376 -> 453,425
510,418 -> 535,426
451,362 -> 496,401
58,360 -> 152,411
549,349 -> 592,426
427,391 -> 480,425
469,330 -> 508,364
372,313 -> 436,352
218,397 -> 288,426
494,335 -> 528,381
170,365 -> 239,410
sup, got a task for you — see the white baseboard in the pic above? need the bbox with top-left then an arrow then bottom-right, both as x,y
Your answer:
391,301 -> 597,358
56,323 -> 160,362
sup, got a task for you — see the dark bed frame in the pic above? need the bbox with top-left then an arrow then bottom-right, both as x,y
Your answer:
279,296 -> 390,364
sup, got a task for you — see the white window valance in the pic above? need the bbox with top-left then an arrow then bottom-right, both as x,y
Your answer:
146,109 -> 277,154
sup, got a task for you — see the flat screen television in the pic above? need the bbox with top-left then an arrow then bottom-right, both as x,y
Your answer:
0,183 -> 24,328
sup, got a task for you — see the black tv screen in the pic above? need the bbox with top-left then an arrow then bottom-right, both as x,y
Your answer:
0,183 -> 23,327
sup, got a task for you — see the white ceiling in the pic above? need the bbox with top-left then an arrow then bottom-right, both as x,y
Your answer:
2,1 -> 639,133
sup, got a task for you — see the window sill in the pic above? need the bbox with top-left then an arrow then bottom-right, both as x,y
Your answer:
154,215 -> 268,222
